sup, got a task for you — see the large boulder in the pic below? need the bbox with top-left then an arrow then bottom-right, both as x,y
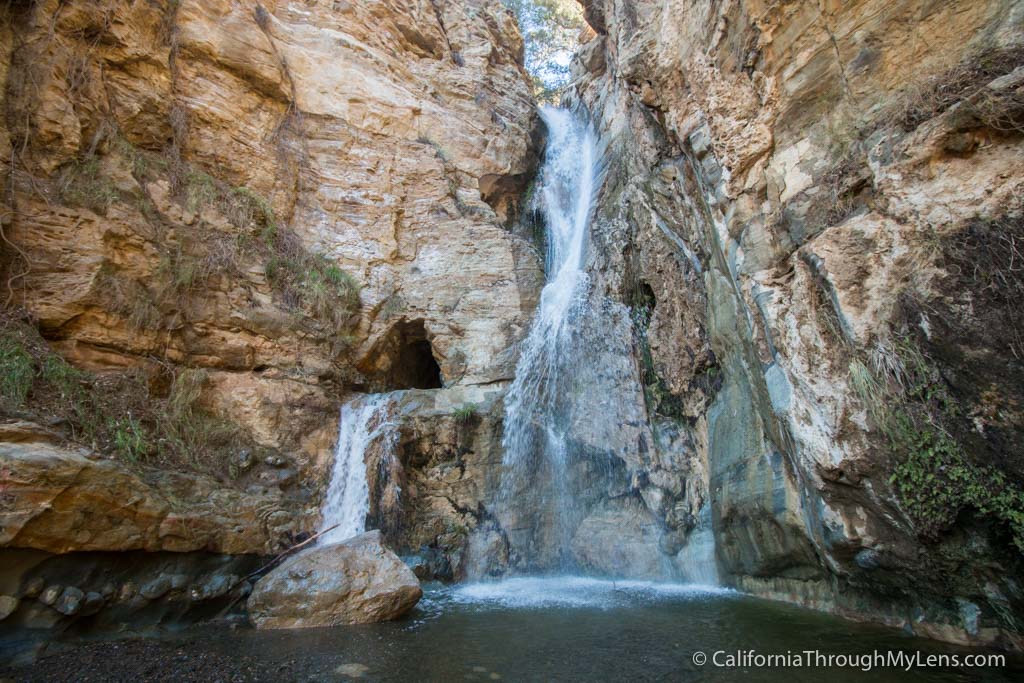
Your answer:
247,531 -> 422,629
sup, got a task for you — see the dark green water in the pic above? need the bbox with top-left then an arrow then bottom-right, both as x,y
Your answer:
6,578 -> 1022,682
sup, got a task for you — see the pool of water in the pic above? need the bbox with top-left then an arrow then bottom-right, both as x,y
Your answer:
5,577 -> 1022,682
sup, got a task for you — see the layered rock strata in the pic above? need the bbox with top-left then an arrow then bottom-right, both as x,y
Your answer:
568,0 -> 1024,648
0,0 -> 539,631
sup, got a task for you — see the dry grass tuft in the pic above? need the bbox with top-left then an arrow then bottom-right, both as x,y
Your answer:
895,45 -> 1024,132
0,310 -> 253,475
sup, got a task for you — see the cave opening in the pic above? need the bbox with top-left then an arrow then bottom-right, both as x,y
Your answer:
371,319 -> 443,391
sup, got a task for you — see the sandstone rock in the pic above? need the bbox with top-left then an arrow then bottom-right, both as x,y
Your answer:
0,0 -> 541,487
572,0 -> 1024,649
365,385 -> 508,578
0,421 -> 301,555
0,595 -> 19,621
248,531 -> 422,629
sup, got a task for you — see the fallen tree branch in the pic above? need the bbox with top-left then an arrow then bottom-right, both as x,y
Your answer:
213,524 -> 339,620
243,524 -> 339,583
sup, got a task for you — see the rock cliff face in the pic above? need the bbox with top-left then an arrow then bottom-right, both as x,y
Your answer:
568,0 -> 1024,648
0,0 -> 539,631
2,0 -> 1023,653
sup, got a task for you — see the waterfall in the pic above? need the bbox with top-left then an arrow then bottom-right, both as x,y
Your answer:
499,106 -> 603,570
318,394 -> 396,546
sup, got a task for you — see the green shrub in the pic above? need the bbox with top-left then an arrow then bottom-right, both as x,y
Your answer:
0,335 -> 34,408
850,335 -> 1024,550
62,134 -> 362,340
111,414 -> 149,462
97,266 -> 162,331
184,170 -> 219,213
58,156 -> 121,214
0,313 -> 259,475
40,355 -> 85,400
452,404 -> 477,423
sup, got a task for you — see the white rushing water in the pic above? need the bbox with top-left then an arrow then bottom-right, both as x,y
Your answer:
450,576 -> 733,610
497,105 -> 721,584
499,106 -> 603,568
318,394 -> 395,546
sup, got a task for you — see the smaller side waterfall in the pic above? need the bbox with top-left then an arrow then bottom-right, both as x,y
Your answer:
318,394 -> 396,546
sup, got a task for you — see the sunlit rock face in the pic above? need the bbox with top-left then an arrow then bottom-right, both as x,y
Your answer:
0,0 -> 541,630
0,421 -> 296,555
0,0 -> 539,541
0,0 -> 541,477
570,0 -> 1024,648
248,530 -> 422,629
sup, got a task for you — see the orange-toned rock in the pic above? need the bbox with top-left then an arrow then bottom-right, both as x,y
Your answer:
0,421 -> 301,554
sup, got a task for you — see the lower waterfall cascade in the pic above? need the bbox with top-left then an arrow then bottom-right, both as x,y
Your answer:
318,394 -> 396,546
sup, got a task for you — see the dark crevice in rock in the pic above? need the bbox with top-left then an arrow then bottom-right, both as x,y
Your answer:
361,319 -> 443,391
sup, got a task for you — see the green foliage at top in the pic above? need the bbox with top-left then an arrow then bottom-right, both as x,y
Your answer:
502,0 -> 586,102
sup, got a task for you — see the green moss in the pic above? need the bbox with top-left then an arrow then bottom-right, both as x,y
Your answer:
632,298 -> 686,420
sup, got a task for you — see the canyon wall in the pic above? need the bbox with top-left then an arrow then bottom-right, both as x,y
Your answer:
2,0 -> 1023,652
570,0 -> 1024,648
0,0 -> 540,631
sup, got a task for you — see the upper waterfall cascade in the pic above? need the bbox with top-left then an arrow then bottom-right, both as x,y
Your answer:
498,106 -> 605,570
